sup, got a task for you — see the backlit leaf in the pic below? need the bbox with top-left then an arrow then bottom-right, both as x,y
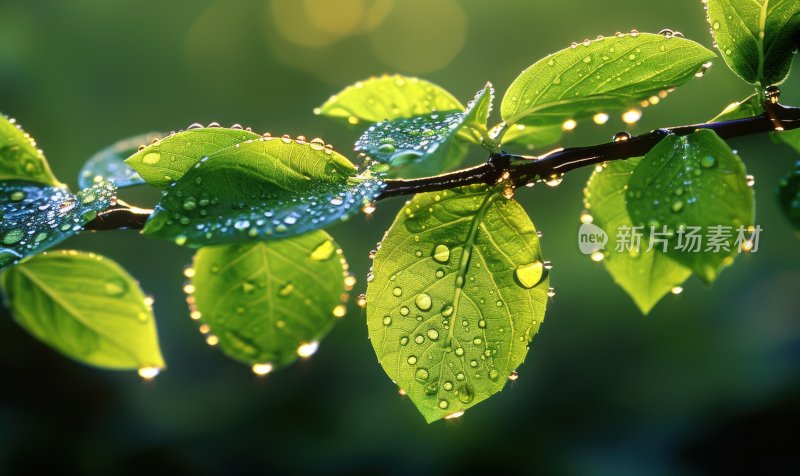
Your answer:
366,185 -> 549,422
125,126 -> 260,188
584,158 -> 691,313
0,250 -> 164,370
626,130 -> 755,284
190,231 -> 348,369
79,132 -> 164,189
143,136 -> 384,247
315,74 -> 464,125
707,0 -> 800,85
0,181 -> 116,270
0,114 -> 60,186
501,32 -> 715,128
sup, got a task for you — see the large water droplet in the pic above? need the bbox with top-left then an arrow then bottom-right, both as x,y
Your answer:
515,261 -> 544,288
432,244 -> 450,263
415,293 -> 432,311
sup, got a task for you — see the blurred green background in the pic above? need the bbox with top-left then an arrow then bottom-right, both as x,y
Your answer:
1,0 -> 799,474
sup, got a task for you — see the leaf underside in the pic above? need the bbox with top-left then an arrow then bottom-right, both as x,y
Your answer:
0,180 -> 116,270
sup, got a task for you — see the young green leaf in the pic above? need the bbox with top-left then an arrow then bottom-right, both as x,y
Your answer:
143,136 -> 384,247
499,122 -> 564,150
189,231 -> 348,370
366,185 -> 549,423
0,180 -> 116,270
0,114 -> 61,186
500,32 -> 716,129
354,85 -> 492,178
706,0 -> 800,85
776,160 -> 800,231
125,126 -> 261,187
711,94 -> 763,121
627,130 -> 755,284
315,74 -> 464,125
79,132 -> 164,189
459,82 -> 494,145
584,158 -> 691,313
0,250 -> 164,370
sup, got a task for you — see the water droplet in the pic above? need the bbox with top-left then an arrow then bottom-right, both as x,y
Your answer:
415,293 -> 432,311
515,261 -> 544,289
297,341 -> 319,358
432,244 -> 450,263
712,21 -> 720,30
427,329 -> 439,340
489,369 -> 499,380
138,367 -> 160,380
700,155 -> 717,168
407,355 -> 418,365
104,278 -> 127,296
613,131 -> 632,142
671,200 -> 684,213
508,371 -> 519,381
310,240 -> 335,260
746,174 -> 755,187
392,287 -> 403,297
438,400 -> 449,409
592,113 -> 609,125
142,152 -> 161,165
671,286 -> 683,295
415,368 -> 429,381
252,363 -> 273,376
561,119 -> 577,131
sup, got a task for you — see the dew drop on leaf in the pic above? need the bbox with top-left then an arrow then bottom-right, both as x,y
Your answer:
515,261 -> 544,289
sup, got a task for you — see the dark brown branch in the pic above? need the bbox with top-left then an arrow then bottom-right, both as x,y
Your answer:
84,102 -> 800,231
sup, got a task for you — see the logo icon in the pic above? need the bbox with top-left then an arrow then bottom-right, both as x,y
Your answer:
578,223 -> 608,255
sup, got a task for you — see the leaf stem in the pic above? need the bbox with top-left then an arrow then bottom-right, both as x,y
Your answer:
85,102 -> 800,231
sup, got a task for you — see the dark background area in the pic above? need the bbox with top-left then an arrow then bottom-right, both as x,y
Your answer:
1,1 -> 799,474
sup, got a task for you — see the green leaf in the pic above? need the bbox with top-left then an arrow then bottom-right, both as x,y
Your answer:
0,250 -> 164,370
315,74 -> 464,125
79,131 -> 164,189
712,94 -> 764,121
143,136 -> 384,247
189,231 -> 348,370
584,158 -> 691,313
125,126 -> 261,188
706,0 -> 800,85
365,185 -> 549,422
354,85 -> 492,178
626,130 -> 755,284
773,129 -> 800,154
500,32 -> 716,128
459,82 -> 495,144
0,114 -> 61,186
776,160 -> 800,231
0,180 -> 116,270
499,122 -> 564,149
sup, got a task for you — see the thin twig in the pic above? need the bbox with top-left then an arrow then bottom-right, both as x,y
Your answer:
84,102 -> 800,231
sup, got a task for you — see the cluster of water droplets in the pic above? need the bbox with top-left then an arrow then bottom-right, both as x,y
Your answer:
372,229 -> 549,412
354,111 -> 465,167
0,180 -> 116,269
